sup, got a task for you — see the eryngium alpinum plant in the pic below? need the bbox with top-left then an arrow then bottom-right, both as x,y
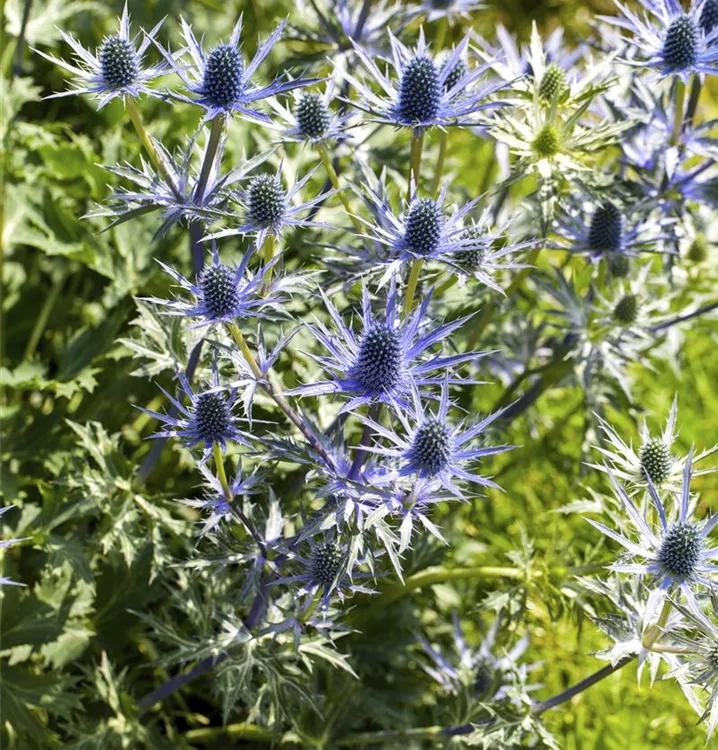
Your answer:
3,0 -> 718,747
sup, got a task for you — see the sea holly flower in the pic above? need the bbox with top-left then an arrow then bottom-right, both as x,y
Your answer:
591,398 -> 718,493
553,197 -> 675,262
361,380 -> 512,497
492,96 -> 629,180
418,611 -> 537,701
286,276 -> 484,414
209,164 -> 336,246
605,0 -> 718,81
354,181 -> 490,279
585,455 -> 718,629
180,463 -> 265,538
142,243 -> 286,330
344,29 -> 507,131
141,360 -> 250,462
267,81 -> 352,145
159,16 -> 320,125
34,2 -> 166,108
273,534 -> 374,612
0,506 -> 27,587
92,137 -> 274,237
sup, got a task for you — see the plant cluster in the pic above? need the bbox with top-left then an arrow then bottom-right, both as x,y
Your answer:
2,0 -> 718,747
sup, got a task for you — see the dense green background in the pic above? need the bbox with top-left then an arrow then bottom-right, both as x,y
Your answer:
2,0 -> 718,747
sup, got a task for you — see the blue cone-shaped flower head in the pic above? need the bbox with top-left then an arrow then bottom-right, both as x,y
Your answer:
142,243 -> 283,329
554,197 -> 674,263
159,15 -> 320,124
208,164 -> 336,246
344,29 -> 508,130
34,2 -> 166,108
268,81 -> 352,145
606,0 -> 718,81
286,275 -> 485,414
140,359 -> 250,461
273,533 -> 374,613
355,179 -> 493,278
585,454 -> 718,631
360,379 -> 513,497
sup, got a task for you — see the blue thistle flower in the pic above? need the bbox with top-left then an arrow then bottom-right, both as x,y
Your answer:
273,534 -> 374,613
209,164 -> 336,246
268,81 -> 352,145
554,198 -> 675,263
344,29 -> 507,130
159,16 -> 320,125
606,0 -> 718,81
418,611 -> 536,701
142,242 -> 283,329
141,359 -> 250,461
586,454 -> 718,631
354,180 -> 491,276
286,276 -> 484,413
34,2 -> 165,108
361,379 -> 512,497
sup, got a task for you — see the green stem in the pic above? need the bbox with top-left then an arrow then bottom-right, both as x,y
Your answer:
408,129 -> 425,199
403,258 -> 423,316
318,145 -> 363,232
212,442 -> 231,501
355,565 -> 524,622
670,78 -> 687,146
194,114 -> 224,204
125,97 -> 180,199
260,233 -> 277,294
642,599 -> 673,650
430,130 -> 447,198
185,723 -> 277,744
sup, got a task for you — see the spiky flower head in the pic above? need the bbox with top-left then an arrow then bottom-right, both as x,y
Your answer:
407,417 -> 453,477
295,92 -> 332,138
34,3 -> 166,108
352,323 -> 404,394
287,276 -> 482,413
588,202 -> 624,253
640,438 -> 674,485
606,0 -> 718,82
345,29 -> 508,130
613,293 -> 639,324
140,361 -> 249,461
609,253 -> 631,277
404,198 -> 445,256
209,164 -> 335,246
158,16 -> 319,124
585,455 -> 718,630
591,399 -> 718,494
360,379 -> 512,497
701,0 -> 718,35
538,63 -> 567,101
247,174 -> 288,229
142,243 -> 283,329
310,542 -> 344,588
532,124 -> 562,157
687,233 -> 709,262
